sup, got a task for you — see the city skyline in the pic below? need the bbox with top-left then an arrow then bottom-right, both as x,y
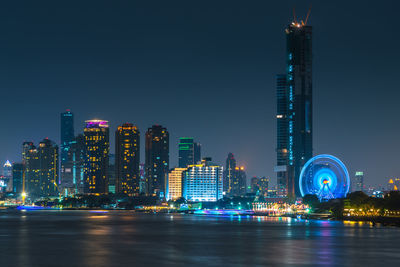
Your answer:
0,1 -> 399,187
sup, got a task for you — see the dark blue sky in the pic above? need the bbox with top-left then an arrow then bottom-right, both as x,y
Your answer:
0,1 -> 399,187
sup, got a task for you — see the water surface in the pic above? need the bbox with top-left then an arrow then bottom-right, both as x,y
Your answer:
1,210 -> 399,266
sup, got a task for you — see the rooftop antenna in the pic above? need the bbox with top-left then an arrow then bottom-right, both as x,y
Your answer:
292,7 -> 297,23
304,4 -> 312,25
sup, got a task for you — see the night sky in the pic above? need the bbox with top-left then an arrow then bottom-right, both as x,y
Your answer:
0,1 -> 399,187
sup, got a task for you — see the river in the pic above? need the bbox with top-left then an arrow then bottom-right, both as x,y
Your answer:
0,210 -> 399,266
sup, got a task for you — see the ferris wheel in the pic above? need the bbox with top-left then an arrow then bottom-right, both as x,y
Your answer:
299,154 -> 350,201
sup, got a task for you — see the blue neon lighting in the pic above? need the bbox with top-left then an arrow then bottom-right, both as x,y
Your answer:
299,154 -> 350,200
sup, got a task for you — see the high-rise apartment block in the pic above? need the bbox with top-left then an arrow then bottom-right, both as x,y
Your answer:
83,120 -> 110,194
115,123 -> 140,196
145,125 -> 169,197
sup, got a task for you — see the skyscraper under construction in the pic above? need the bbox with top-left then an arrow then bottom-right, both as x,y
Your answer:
276,16 -> 313,198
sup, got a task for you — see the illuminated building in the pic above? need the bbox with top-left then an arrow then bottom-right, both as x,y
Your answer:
12,163 -> 24,194
250,176 -> 269,197
3,160 -> 12,178
259,177 -> 269,197
232,166 -> 246,196
145,125 -> 169,197
83,120 -> 110,194
60,110 -> 75,186
0,176 -> 6,193
353,171 -> 364,192
22,141 -> 34,164
3,160 -> 12,192
223,153 -> 246,196
108,154 -> 116,194
223,153 -> 236,195
183,158 -> 223,202
276,18 -> 313,198
60,134 -> 85,195
139,163 -> 145,194
115,123 -> 140,196
24,144 -> 40,198
275,74 -> 289,197
38,138 -> 59,197
178,137 -> 201,167
166,167 -> 187,200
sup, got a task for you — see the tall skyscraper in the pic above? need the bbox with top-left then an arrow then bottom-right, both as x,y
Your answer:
183,158 -> 223,202
38,138 -> 59,197
115,123 -> 140,196
3,160 -> 12,177
60,134 -> 85,195
223,153 -> 236,195
24,144 -> 40,199
83,120 -> 110,194
275,74 -> 289,197
166,167 -> 187,201
276,19 -> 313,198
232,166 -> 247,196
145,125 -> 169,197
3,160 -> 13,192
178,137 -> 201,167
12,163 -> 24,194
61,110 -> 75,146
60,110 -> 75,185
194,142 -> 201,164
354,171 -> 364,192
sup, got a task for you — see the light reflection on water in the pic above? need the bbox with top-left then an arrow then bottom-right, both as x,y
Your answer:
0,210 -> 399,267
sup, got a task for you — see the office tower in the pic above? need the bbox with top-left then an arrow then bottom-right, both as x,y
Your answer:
232,166 -> 247,196
354,171 -> 364,192
276,19 -> 313,198
115,123 -> 140,196
24,144 -> 40,199
3,160 -> 12,192
60,134 -> 85,195
183,158 -> 223,202
61,110 -> 75,146
166,167 -> 187,201
12,163 -> 24,194
223,153 -> 236,195
275,74 -> 289,197
38,138 -> 59,197
145,125 -> 169,197
179,138 -> 194,167
3,160 -> 12,177
60,110 -> 75,185
83,120 -> 110,194
178,138 -> 202,167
